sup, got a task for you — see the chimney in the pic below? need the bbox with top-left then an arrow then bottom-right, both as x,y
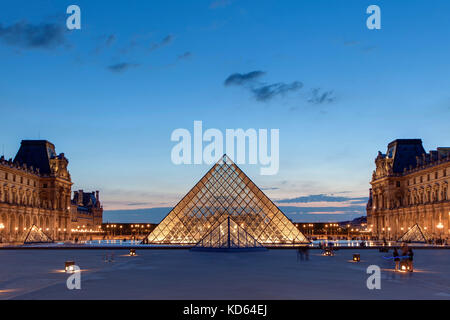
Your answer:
95,190 -> 100,207
77,190 -> 84,206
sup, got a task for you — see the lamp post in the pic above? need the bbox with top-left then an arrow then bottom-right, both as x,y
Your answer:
0,223 -> 4,243
437,222 -> 444,242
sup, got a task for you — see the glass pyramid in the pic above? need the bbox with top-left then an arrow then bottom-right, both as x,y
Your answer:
192,216 -> 265,251
143,155 -> 309,245
23,225 -> 53,244
398,223 -> 430,243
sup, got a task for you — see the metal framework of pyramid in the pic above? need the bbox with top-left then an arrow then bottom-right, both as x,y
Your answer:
192,216 -> 266,251
23,225 -> 53,244
143,155 -> 309,245
398,223 -> 430,243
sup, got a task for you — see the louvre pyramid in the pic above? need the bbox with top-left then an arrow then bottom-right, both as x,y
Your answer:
192,216 -> 265,250
398,224 -> 430,243
23,225 -> 53,244
143,155 -> 309,245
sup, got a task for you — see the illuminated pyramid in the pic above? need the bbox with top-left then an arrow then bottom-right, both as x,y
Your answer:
192,216 -> 266,251
23,225 -> 53,244
398,223 -> 430,243
143,155 -> 309,245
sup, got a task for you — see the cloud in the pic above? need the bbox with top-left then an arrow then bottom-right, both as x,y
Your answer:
127,202 -> 152,206
150,34 -> 174,52
307,88 -> 335,104
224,71 -> 303,102
0,21 -> 66,49
260,187 -> 280,191
94,34 -> 116,54
252,82 -> 303,102
177,51 -> 192,60
210,0 -> 232,9
277,194 -> 367,204
107,62 -> 139,73
362,46 -> 377,53
343,40 -> 360,46
224,71 -> 266,86
342,39 -> 376,53
280,205 -> 365,222
105,34 -> 116,46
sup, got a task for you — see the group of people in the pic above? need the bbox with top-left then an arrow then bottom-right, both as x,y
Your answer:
392,244 -> 414,272
297,246 -> 310,261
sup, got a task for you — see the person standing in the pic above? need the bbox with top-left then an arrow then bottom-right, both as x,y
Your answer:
393,248 -> 400,271
401,243 -> 408,256
407,248 -> 414,272
297,247 -> 304,261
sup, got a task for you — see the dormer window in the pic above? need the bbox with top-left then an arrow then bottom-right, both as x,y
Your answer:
387,146 -> 395,158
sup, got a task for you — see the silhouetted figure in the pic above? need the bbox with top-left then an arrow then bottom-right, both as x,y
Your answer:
401,243 -> 409,256
407,248 -> 414,272
297,248 -> 304,261
393,248 -> 400,271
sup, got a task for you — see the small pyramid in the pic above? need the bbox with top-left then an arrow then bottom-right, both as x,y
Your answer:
398,223 -> 430,243
23,225 -> 53,244
192,216 -> 265,251
143,155 -> 309,245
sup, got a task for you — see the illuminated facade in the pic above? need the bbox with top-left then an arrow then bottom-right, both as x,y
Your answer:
143,155 -> 308,245
367,139 -> 450,240
0,140 -> 103,242
70,190 -> 103,232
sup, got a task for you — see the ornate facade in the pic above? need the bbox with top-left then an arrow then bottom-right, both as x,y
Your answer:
367,139 -> 450,240
0,140 -> 102,242
70,190 -> 103,231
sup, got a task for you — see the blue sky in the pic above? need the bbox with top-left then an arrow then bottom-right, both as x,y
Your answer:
1,0 -> 450,222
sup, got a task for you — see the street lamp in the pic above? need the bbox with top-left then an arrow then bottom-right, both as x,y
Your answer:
0,223 -> 4,243
437,222 -> 444,241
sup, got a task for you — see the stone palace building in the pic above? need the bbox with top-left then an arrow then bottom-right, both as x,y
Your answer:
367,139 -> 449,240
0,140 -> 102,242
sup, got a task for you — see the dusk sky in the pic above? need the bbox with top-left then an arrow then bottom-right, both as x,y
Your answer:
1,0 -> 450,222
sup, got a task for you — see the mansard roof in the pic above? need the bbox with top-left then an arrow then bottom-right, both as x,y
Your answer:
73,191 -> 99,208
13,140 -> 57,175
386,139 -> 425,173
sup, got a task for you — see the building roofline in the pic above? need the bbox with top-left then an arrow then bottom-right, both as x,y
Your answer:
387,139 -> 422,148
